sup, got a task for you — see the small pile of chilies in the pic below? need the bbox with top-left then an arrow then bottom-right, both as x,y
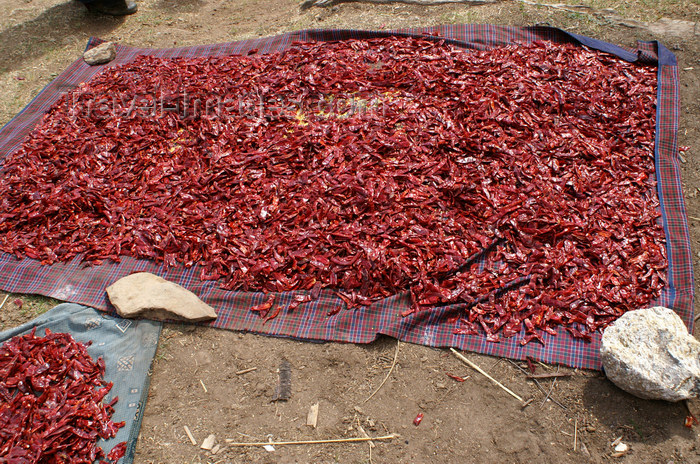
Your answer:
0,37 -> 665,344
0,329 -> 126,462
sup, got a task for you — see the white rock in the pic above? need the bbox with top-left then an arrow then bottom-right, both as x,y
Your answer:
83,42 -> 116,65
614,442 -> 628,453
107,272 -> 217,322
600,306 -> 700,401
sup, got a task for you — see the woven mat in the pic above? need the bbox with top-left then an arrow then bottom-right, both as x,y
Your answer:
0,25 -> 692,369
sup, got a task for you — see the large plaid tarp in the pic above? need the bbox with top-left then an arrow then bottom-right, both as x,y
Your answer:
0,304 -> 161,464
0,25 -> 692,369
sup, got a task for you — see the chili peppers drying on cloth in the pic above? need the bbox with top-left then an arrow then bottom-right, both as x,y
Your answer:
0,329 -> 126,462
0,37 -> 665,344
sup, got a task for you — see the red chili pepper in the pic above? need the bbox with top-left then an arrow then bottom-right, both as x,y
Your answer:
413,412 -> 424,426
0,329 -> 125,461
526,357 -> 536,374
0,37 -> 664,345
445,372 -> 466,382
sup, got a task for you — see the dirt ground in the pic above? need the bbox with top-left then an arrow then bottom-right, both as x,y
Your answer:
1,0 -> 700,463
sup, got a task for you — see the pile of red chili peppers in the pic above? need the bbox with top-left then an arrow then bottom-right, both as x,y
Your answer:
0,37 -> 665,343
0,329 -> 126,462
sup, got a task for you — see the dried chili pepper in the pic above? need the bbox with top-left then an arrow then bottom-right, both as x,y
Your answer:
413,412 -> 424,426
0,37 -> 664,344
0,328 -> 126,462
445,372 -> 466,382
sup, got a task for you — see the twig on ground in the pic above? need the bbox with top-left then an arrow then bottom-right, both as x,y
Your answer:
356,417 -> 375,448
574,417 -> 578,451
507,359 -> 568,410
364,340 -> 400,403
0,294 -> 9,311
183,425 -> 197,446
225,433 -> 400,446
450,348 -> 523,403
526,372 -> 572,379
236,367 -> 258,375
541,378 -> 558,407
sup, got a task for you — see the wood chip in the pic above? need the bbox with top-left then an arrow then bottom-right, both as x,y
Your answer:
307,403 -> 319,428
183,425 -> 197,446
211,444 -> 221,455
201,434 -> 216,450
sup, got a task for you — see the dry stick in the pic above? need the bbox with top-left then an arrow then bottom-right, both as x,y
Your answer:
694,312 -> 700,323
0,294 -> 9,311
526,372 -> 572,379
507,359 -> 567,410
541,378 -> 558,407
183,426 -> 197,446
573,417 -> 578,452
236,367 -> 258,375
226,434 -> 400,446
687,216 -> 700,222
450,348 -> 524,403
364,340 -> 400,403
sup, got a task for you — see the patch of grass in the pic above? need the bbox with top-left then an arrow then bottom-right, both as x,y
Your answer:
19,294 -> 60,319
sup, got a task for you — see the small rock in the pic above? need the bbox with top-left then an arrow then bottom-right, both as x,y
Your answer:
200,434 -> 216,450
211,444 -> 220,455
601,307 -> 700,401
611,441 -> 629,457
83,42 -> 116,66
107,272 -> 217,322
614,442 -> 629,453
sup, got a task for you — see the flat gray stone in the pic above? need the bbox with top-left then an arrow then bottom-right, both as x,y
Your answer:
600,306 -> 700,401
83,42 -> 117,66
107,272 -> 217,322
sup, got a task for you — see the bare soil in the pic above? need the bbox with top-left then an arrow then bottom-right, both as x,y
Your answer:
1,1 -> 700,463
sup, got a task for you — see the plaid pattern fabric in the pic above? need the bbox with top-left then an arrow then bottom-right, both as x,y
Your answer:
0,25 -> 691,369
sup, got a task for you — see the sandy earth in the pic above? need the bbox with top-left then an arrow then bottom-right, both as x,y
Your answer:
1,0 -> 700,463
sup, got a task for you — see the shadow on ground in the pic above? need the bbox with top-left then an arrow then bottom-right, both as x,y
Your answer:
0,1 -> 124,73
581,375 -> 695,446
